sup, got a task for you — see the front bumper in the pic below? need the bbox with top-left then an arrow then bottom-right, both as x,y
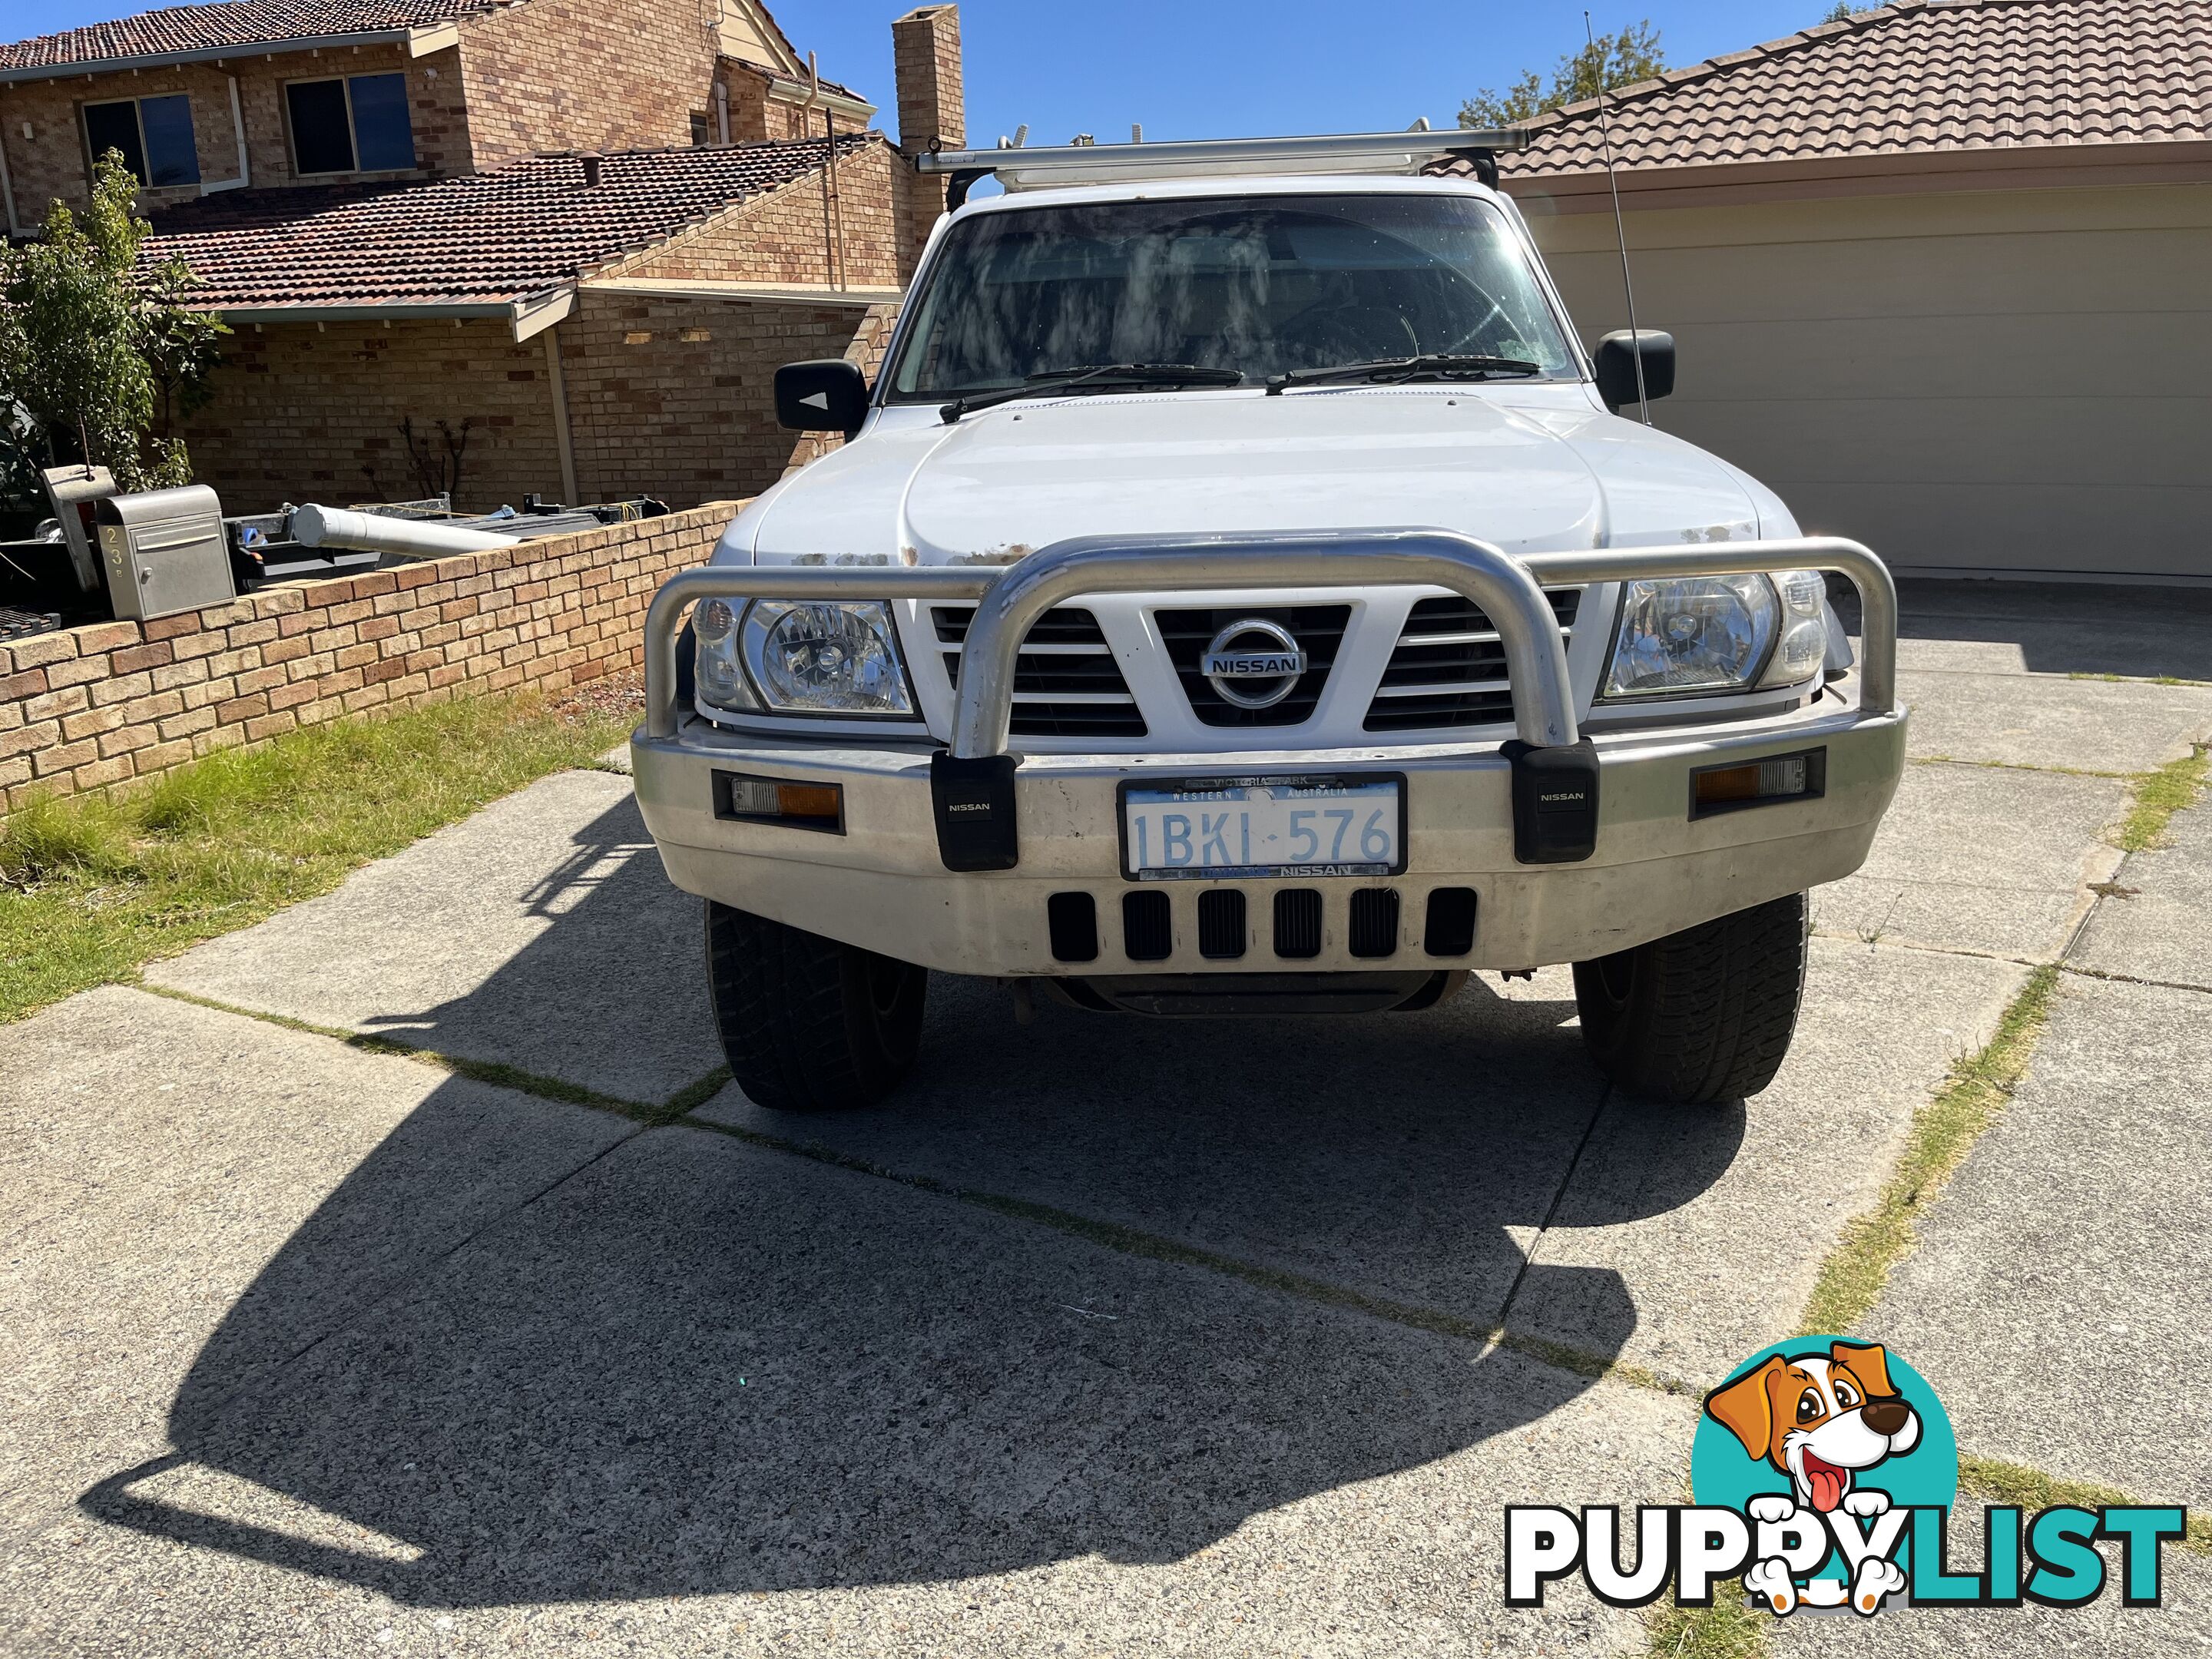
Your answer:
631,687 -> 1906,975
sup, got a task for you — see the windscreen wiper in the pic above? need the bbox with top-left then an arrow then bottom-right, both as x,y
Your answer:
1264,354 -> 1542,394
940,363 -> 1243,422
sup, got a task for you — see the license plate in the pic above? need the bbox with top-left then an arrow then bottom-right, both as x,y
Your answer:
1119,775 -> 1406,880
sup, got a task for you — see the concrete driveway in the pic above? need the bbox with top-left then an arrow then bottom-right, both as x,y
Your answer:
4,582 -> 2209,1657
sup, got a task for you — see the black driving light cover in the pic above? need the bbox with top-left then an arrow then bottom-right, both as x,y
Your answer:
931,752 -> 1019,871
1502,738 -> 1601,864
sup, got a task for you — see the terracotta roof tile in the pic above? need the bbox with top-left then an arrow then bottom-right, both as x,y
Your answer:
0,0 -> 506,71
139,134 -> 876,309
1440,0 -> 2212,179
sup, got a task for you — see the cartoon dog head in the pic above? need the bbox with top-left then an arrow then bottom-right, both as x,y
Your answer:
1704,1341 -> 1922,1513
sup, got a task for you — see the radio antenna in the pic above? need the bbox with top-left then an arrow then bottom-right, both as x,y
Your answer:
1586,11 -> 1650,424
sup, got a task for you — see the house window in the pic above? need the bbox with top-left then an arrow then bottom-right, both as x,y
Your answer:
286,73 -> 415,175
690,111 -> 712,146
82,94 -> 200,187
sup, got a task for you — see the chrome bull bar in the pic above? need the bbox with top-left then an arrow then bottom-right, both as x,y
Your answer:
641,529 -> 1897,870
947,531 -> 1578,754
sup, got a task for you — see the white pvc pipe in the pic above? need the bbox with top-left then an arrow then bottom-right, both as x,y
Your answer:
289,505 -> 520,556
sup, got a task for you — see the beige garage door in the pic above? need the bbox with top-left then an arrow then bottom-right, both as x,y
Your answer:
1518,180 -> 2212,582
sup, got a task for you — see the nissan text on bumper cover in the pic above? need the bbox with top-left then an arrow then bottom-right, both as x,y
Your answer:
631,530 -> 1905,1092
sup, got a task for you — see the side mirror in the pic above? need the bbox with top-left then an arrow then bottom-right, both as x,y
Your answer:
774,359 -> 869,438
1593,329 -> 1675,414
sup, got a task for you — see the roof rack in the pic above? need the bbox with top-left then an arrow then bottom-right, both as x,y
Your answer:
917,127 -> 1529,208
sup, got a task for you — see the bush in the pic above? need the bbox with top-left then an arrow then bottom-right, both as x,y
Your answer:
0,152 -> 226,497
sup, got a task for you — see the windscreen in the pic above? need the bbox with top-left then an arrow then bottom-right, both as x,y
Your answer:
886,192 -> 1579,399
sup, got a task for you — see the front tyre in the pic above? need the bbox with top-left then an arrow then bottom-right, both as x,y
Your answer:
1571,892 -> 1808,1104
704,902 -> 927,1111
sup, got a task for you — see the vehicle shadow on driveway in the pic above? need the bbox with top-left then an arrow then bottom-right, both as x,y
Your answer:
346,792 -> 725,1105
78,833 -> 1745,1608
1837,578 -> 2212,680
724,969 -> 1748,1323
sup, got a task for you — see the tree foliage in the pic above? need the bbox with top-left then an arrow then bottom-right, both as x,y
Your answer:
0,152 -> 227,501
1459,21 -> 1667,128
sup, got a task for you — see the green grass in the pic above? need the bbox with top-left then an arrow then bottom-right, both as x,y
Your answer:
0,690 -> 632,1024
146,983 -> 728,1127
1959,1453 -> 2212,1557
1644,1586 -> 1769,1658
1796,965 -> 2059,1338
1909,753 -> 2134,780
2113,748 -> 2208,853
2068,671 -> 2205,687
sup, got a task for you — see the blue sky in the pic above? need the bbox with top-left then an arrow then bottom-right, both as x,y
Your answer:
9,1 -> 1834,144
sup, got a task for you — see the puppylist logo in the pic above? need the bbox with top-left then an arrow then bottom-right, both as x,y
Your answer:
1506,1339 -> 2187,1618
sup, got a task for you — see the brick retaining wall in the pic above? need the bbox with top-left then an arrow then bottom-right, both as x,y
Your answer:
0,502 -> 737,815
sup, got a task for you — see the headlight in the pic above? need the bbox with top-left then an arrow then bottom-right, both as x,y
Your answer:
1757,569 -> 1829,689
740,599 -> 915,717
693,598 -> 758,711
1602,575 -> 1779,699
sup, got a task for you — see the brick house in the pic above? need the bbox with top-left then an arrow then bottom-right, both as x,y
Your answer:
0,0 -> 965,511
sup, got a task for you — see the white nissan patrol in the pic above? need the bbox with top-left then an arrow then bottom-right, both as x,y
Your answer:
629,131 -> 1906,1113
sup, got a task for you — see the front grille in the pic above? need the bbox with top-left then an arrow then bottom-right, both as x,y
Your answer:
1349,889 -> 1401,958
1154,604 -> 1352,727
1123,889 -> 1173,961
1363,588 -> 1583,733
1048,892 -> 1099,962
1273,889 -> 1323,959
1424,887 -> 1479,957
934,604 -> 1146,738
1197,889 -> 1247,959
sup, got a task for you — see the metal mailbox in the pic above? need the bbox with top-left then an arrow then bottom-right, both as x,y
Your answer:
94,485 -> 235,621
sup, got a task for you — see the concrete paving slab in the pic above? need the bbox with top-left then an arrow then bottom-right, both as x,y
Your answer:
1777,1543 -> 2212,1658
1861,974 -> 2212,1508
695,968 -> 1676,1351
0,986 -> 633,1534
144,770 -> 723,1108
598,742 -> 633,774
1809,760 -> 2128,959
18,1122 -> 1697,1657
1895,667 -> 2212,773
2071,796 -> 2212,991
1506,940 -> 2029,1387
1812,878 -> 2087,962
